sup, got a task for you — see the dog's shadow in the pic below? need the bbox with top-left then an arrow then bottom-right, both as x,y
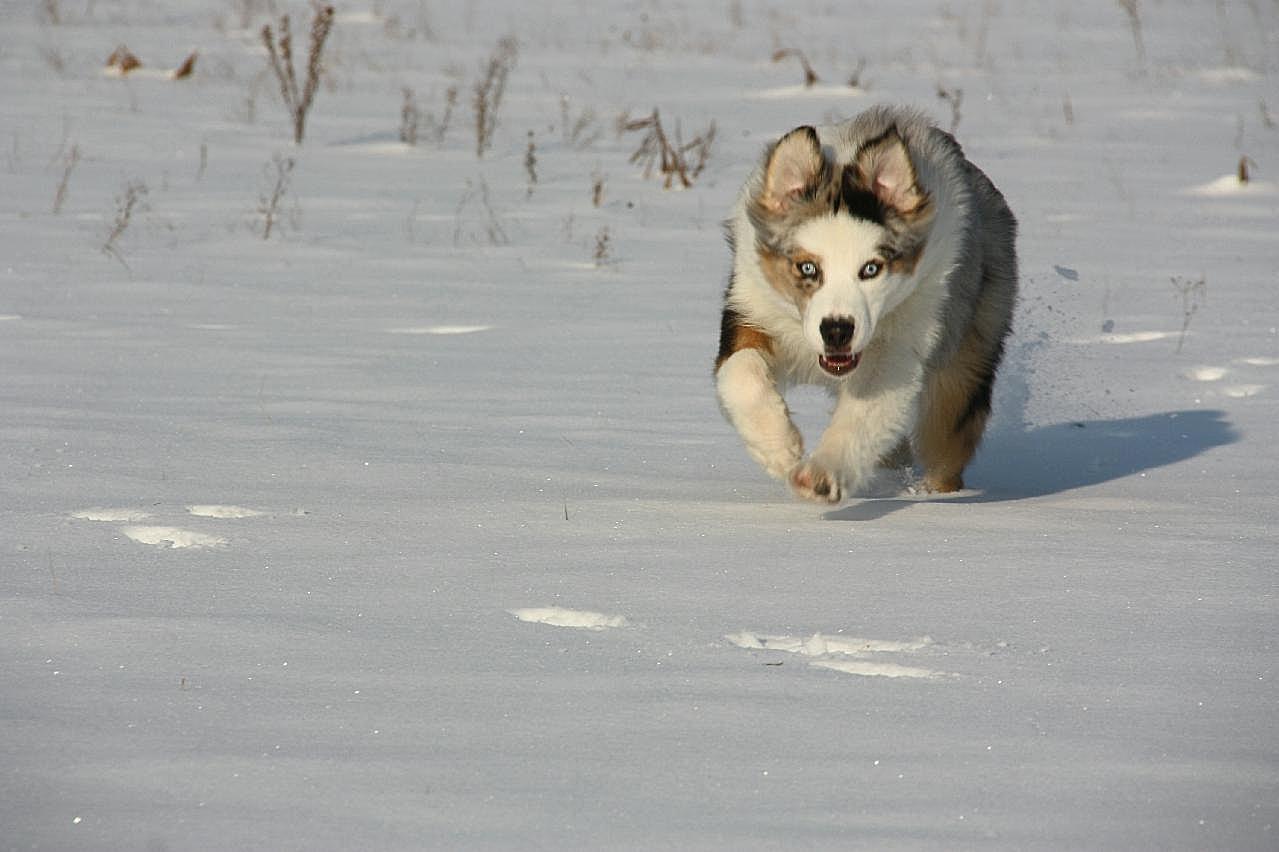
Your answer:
824,409 -> 1238,521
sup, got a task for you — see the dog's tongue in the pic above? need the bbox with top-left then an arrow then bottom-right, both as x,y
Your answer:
819,351 -> 860,376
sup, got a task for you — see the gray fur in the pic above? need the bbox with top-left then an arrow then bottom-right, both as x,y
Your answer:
822,106 -> 1018,370
718,104 -> 1020,499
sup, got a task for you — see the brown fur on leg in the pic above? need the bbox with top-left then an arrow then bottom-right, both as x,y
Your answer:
715,305 -> 774,371
916,331 -> 1004,493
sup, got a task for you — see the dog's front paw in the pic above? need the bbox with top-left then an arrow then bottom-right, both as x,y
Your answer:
788,460 -> 842,504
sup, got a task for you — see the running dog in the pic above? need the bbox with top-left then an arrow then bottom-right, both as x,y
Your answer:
715,105 -> 1018,503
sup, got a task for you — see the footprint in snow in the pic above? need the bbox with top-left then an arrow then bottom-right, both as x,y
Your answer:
1183,361 -> 1274,399
387,325 -> 493,336
1182,366 -> 1227,382
508,607 -> 629,631
1070,330 -> 1180,345
505,610 -> 969,681
751,84 -> 866,101
1182,174 -> 1279,197
71,503 -> 273,548
1223,384 -> 1265,399
725,631 -> 957,680
120,526 -> 227,549
187,504 -> 265,519
71,508 -> 154,522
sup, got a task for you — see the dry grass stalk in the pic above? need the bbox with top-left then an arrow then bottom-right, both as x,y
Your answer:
937,85 -> 964,134
400,87 -> 420,145
172,51 -> 197,80
684,120 -> 717,180
52,143 -> 79,214
1118,0 -> 1145,69
473,37 -> 518,157
1237,155 -> 1254,184
102,179 -> 148,269
105,45 -> 141,74
453,177 -> 508,246
559,95 -> 572,143
429,85 -> 458,145
570,112 -> 601,148
591,169 -> 605,208
593,226 -> 611,266
524,131 -> 537,198
258,153 -> 295,240
559,96 -> 600,149
261,5 -> 336,144
1170,275 -> 1206,353
847,58 -> 867,89
772,48 -> 818,87
623,108 -> 716,189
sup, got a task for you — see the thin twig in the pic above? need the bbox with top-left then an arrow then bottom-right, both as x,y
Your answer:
258,153 -> 295,240
937,85 -> 964,134
102,179 -> 148,270
473,37 -> 518,158
772,48 -> 818,87
52,143 -> 79,214
624,108 -> 714,189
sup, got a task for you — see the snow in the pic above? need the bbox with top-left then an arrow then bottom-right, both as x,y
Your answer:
508,607 -> 630,630
185,504 -> 266,519
69,508 -> 153,522
117,525 -> 229,549
2,1 -> 1277,849
1184,174 -> 1279,197
807,660 -> 951,681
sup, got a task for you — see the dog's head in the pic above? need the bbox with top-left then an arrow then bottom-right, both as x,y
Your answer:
748,125 -> 935,377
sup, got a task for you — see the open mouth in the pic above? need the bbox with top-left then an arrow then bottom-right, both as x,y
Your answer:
818,350 -> 861,376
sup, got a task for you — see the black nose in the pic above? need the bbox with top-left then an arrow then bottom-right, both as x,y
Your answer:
819,317 -> 855,349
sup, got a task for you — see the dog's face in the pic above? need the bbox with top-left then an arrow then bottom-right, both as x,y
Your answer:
748,126 -> 935,377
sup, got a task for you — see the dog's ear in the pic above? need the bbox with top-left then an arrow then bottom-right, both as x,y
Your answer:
852,128 -> 928,217
757,126 -> 824,214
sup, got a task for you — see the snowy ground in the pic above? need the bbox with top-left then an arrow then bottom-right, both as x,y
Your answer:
2,1 -> 1277,849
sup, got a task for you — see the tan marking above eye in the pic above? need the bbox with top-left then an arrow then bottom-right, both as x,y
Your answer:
789,252 -> 823,282
886,246 -> 925,276
758,246 -> 823,303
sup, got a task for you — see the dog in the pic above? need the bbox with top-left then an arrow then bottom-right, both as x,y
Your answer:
715,105 -> 1018,503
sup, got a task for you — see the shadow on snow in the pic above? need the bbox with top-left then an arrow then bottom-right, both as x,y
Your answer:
824,409 -> 1238,522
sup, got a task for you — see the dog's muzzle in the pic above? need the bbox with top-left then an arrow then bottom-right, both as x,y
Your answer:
818,317 -> 860,376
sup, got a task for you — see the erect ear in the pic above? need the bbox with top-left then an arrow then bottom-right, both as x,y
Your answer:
757,126 -> 825,214
852,128 -> 928,216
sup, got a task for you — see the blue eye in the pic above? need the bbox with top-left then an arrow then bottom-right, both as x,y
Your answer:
859,260 -> 882,280
797,260 -> 819,279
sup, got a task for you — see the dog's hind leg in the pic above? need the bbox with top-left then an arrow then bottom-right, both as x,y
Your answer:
916,329 -> 1005,493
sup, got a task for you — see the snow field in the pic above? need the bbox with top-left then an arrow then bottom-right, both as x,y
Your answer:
2,1 -> 1278,849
